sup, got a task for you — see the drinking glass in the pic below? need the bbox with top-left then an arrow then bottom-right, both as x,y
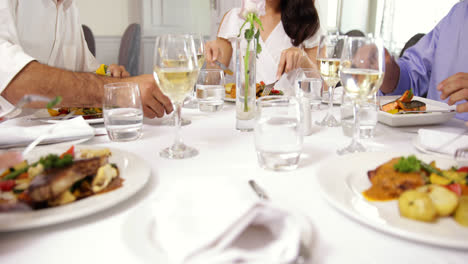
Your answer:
254,96 -> 303,171
103,82 -> 143,141
183,34 -> 205,109
316,34 -> 347,127
196,69 -> 225,112
338,37 -> 385,154
341,92 -> 379,138
153,34 -> 199,159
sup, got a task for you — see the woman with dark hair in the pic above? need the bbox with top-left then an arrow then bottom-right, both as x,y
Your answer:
205,0 -> 324,84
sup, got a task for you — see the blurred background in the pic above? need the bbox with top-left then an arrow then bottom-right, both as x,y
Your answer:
76,0 -> 461,75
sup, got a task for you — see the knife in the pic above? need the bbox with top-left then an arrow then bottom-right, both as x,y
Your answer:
248,180 -> 270,200
394,109 -> 455,114
214,61 -> 234,76
29,113 -> 102,121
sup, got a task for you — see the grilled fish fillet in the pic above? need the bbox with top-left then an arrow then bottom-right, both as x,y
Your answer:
27,156 -> 107,202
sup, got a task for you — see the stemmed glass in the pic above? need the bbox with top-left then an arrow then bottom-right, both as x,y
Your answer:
153,34 -> 200,159
316,34 -> 347,127
337,36 -> 385,155
183,34 -> 205,109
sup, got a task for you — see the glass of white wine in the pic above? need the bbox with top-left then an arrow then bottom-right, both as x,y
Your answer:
316,34 -> 347,127
154,34 -> 200,159
337,36 -> 385,155
183,33 -> 205,109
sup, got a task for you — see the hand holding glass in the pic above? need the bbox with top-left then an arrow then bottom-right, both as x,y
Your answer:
338,37 -> 385,154
153,34 -> 199,159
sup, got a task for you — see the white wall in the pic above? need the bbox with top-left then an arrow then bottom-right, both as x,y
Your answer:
75,0 -> 130,36
340,0 -> 369,34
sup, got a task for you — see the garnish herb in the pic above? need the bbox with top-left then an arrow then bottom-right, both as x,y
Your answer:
394,155 -> 421,172
46,96 -> 62,109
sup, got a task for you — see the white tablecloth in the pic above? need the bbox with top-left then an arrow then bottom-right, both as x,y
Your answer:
0,104 -> 467,264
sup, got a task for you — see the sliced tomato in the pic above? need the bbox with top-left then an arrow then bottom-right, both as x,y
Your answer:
0,180 -> 16,191
457,167 -> 468,173
60,145 -> 75,158
260,81 -> 265,86
445,183 -> 462,196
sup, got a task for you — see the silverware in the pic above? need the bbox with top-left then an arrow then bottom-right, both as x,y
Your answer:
214,60 -> 233,76
261,80 -> 279,96
22,111 -> 76,156
455,147 -> 468,160
0,95 -> 52,119
395,109 -> 455,114
247,179 -> 311,264
29,113 -> 102,121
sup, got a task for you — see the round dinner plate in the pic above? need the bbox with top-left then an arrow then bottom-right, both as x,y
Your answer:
32,109 -> 104,124
316,152 -> 468,249
224,96 -> 236,103
0,145 -> 150,231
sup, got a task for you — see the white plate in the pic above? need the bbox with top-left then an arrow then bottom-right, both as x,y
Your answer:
0,145 -> 150,231
32,109 -> 104,124
316,152 -> 468,249
378,96 -> 456,127
224,96 -> 235,103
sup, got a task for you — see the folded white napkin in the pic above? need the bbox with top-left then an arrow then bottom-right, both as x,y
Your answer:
0,116 -> 94,147
417,128 -> 468,155
151,177 -> 309,264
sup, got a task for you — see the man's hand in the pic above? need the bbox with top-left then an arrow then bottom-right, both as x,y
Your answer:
379,49 -> 400,94
276,47 -> 304,80
128,74 -> 173,118
108,64 -> 130,78
437,72 -> 468,113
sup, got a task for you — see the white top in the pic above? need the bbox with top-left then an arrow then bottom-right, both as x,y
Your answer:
0,0 -> 99,111
218,7 -> 325,84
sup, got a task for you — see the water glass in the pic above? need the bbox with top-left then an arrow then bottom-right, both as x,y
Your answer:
254,96 -> 303,171
296,69 -> 323,105
103,82 -> 143,141
341,92 -> 378,138
196,69 -> 225,112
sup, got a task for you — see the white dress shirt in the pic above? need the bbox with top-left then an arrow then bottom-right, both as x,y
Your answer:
218,7 -> 325,84
0,0 -> 99,111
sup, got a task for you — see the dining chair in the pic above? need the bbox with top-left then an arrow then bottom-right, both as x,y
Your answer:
82,24 -> 96,57
399,33 -> 425,58
118,23 -> 141,76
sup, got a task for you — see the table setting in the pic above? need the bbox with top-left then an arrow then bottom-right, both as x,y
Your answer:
1,30 -> 468,264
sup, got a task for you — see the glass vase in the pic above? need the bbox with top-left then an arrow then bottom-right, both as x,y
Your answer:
235,37 -> 257,131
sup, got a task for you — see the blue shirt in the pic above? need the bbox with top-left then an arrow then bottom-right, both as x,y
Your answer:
388,1 -> 468,120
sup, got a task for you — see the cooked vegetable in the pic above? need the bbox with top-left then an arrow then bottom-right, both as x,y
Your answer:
46,96 -> 62,109
454,196 -> 468,226
417,185 -> 459,216
429,173 -> 452,185
0,180 -> 16,192
399,190 -> 437,222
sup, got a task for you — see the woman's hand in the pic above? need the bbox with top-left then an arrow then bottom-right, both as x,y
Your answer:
108,64 -> 130,78
0,152 -> 23,170
276,47 -> 305,80
204,38 -> 233,68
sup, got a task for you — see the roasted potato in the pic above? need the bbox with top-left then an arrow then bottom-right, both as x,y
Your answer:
398,190 -> 437,222
454,196 -> 468,226
417,185 -> 459,216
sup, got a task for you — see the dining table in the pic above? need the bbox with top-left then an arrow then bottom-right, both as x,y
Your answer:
0,102 -> 467,264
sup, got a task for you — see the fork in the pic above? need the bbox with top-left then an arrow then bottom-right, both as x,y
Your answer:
261,80 -> 279,97
0,95 -> 52,119
22,110 -> 76,156
248,179 -> 311,264
455,147 -> 468,160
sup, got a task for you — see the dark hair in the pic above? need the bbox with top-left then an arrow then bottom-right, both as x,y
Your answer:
281,0 -> 321,47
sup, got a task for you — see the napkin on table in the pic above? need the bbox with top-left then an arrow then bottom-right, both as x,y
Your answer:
150,176 -> 311,264
0,116 -> 94,148
417,128 -> 468,155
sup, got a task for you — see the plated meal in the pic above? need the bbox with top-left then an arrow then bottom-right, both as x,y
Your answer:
364,155 -> 468,226
381,90 -> 425,114
48,107 -> 103,119
0,146 -> 121,212
224,81 -> 284,100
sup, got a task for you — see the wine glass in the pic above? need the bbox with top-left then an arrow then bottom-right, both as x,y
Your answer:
153,34 -> 200,159
337,36 -> 385,155
316,34 -> 347,127
183,34 -> 205,109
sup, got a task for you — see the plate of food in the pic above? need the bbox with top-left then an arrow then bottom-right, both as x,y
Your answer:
32,107 -> 104,124
378,92 -> 456,127
0,145 -> 150,231
224,82 -> 284,103
316,152 -> 468,249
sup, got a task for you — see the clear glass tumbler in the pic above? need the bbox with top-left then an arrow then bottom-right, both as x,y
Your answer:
341,92 -> 379,138
254,96 -> 303,171
196,69 -> 225,112
103,82 -> 143,141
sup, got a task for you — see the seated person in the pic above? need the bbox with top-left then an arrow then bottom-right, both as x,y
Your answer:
0,0 -> 172,119
204,0 -> 324,85
380,1 -> 468,122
